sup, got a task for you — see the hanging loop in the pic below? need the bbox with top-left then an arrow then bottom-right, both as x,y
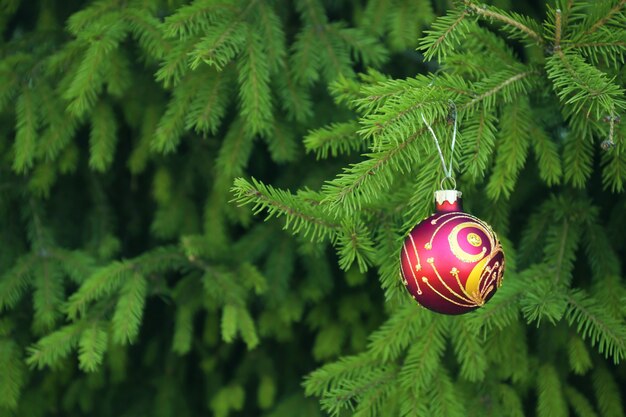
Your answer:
421,101 -> 458,187
447,101 -> 457,177
440,176 -> 456,190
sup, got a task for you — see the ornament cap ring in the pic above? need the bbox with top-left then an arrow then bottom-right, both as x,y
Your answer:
440,176 -> 456,190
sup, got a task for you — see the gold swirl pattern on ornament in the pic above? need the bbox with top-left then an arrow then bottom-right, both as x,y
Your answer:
463,244 -> 504,305
401,233 -> 423,295
449,267 -> 479,304
423,258 -> 476,307
423,212 -> 504,308
497,258 -> 505,287
426,212 -> 466,248
420,278 -> 476,308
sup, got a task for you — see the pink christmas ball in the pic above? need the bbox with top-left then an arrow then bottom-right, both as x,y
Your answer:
400,191 -> 505,315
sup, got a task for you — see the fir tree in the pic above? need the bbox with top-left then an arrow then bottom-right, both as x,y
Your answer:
0,0 -> 625,416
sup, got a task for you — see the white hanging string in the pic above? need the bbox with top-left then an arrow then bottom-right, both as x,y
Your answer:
420,102 -> 457,184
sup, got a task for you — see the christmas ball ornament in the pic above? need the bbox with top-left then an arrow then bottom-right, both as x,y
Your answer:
400,189 -> 505,315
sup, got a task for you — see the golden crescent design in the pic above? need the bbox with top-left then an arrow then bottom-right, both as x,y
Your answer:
464,245 -> 504,303
448,222 -> 493,263
465,256 -> 491,299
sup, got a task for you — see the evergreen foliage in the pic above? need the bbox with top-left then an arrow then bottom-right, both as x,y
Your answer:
0,0 -> 625,416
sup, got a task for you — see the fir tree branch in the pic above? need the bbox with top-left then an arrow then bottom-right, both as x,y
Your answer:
321,69 -> 535,209
565,291 -> 626,363
64,15 -> 128,117
237,30 -> 273,136
26,323 -> 85,369
530,125 -> 562,186
463,70 -> 536,109
467,277 -> 524,332
155,38 -> 197,87
487,98 -> 533,199
215,120 -> 255,184
153,74 -> 206,153
185,69 -> 231,134
547,49 -> 625,118
185,0 -> 259,71
290,27 -> 322,84
567,41 -> 626,49
331,26 -> 388,67
450,318 -> 487,381
124,8 -> 171,60
0,255 -> 35,311
188,21 -> 247,71
462,108 -> 496,180
89,102 -> 118,172
33,256 -> 64,331
48,249 -> 94,285
163,2 -> 238,38
430,10 -> 468,54
563,30 -> 626,68
320,367 -> 397,414
253,2 -> 286,72
563,129 -> 594,187
565,386 -> 599,417
304,121 -> 363,159
428,370 -> 466,417
537,364 -> 567,417
555,8 -> 563,50
554,219 -> 569,285
302,0 -> 343,74
77,322 -> 108,372
592,367 -> 625,417
323,127 -> 424,208
276,60 -> 313,121
231,178 -> 340,241
398,316 -> 446,391
585,0 -> 626,34
567,335 -> 593,375
66,247 -> 187,319
368,304 -> 424,362
0,340 -> 26,409
336,219 -> 376,272
419,9 -> 473,60
13,89 -> 39,173
112,273 -> 147,344
65,261 -> 135,319
463,1 -> 544,45
304,353 -> 378,397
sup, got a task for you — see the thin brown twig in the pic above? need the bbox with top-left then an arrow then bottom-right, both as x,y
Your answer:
554,9 -> 562,51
